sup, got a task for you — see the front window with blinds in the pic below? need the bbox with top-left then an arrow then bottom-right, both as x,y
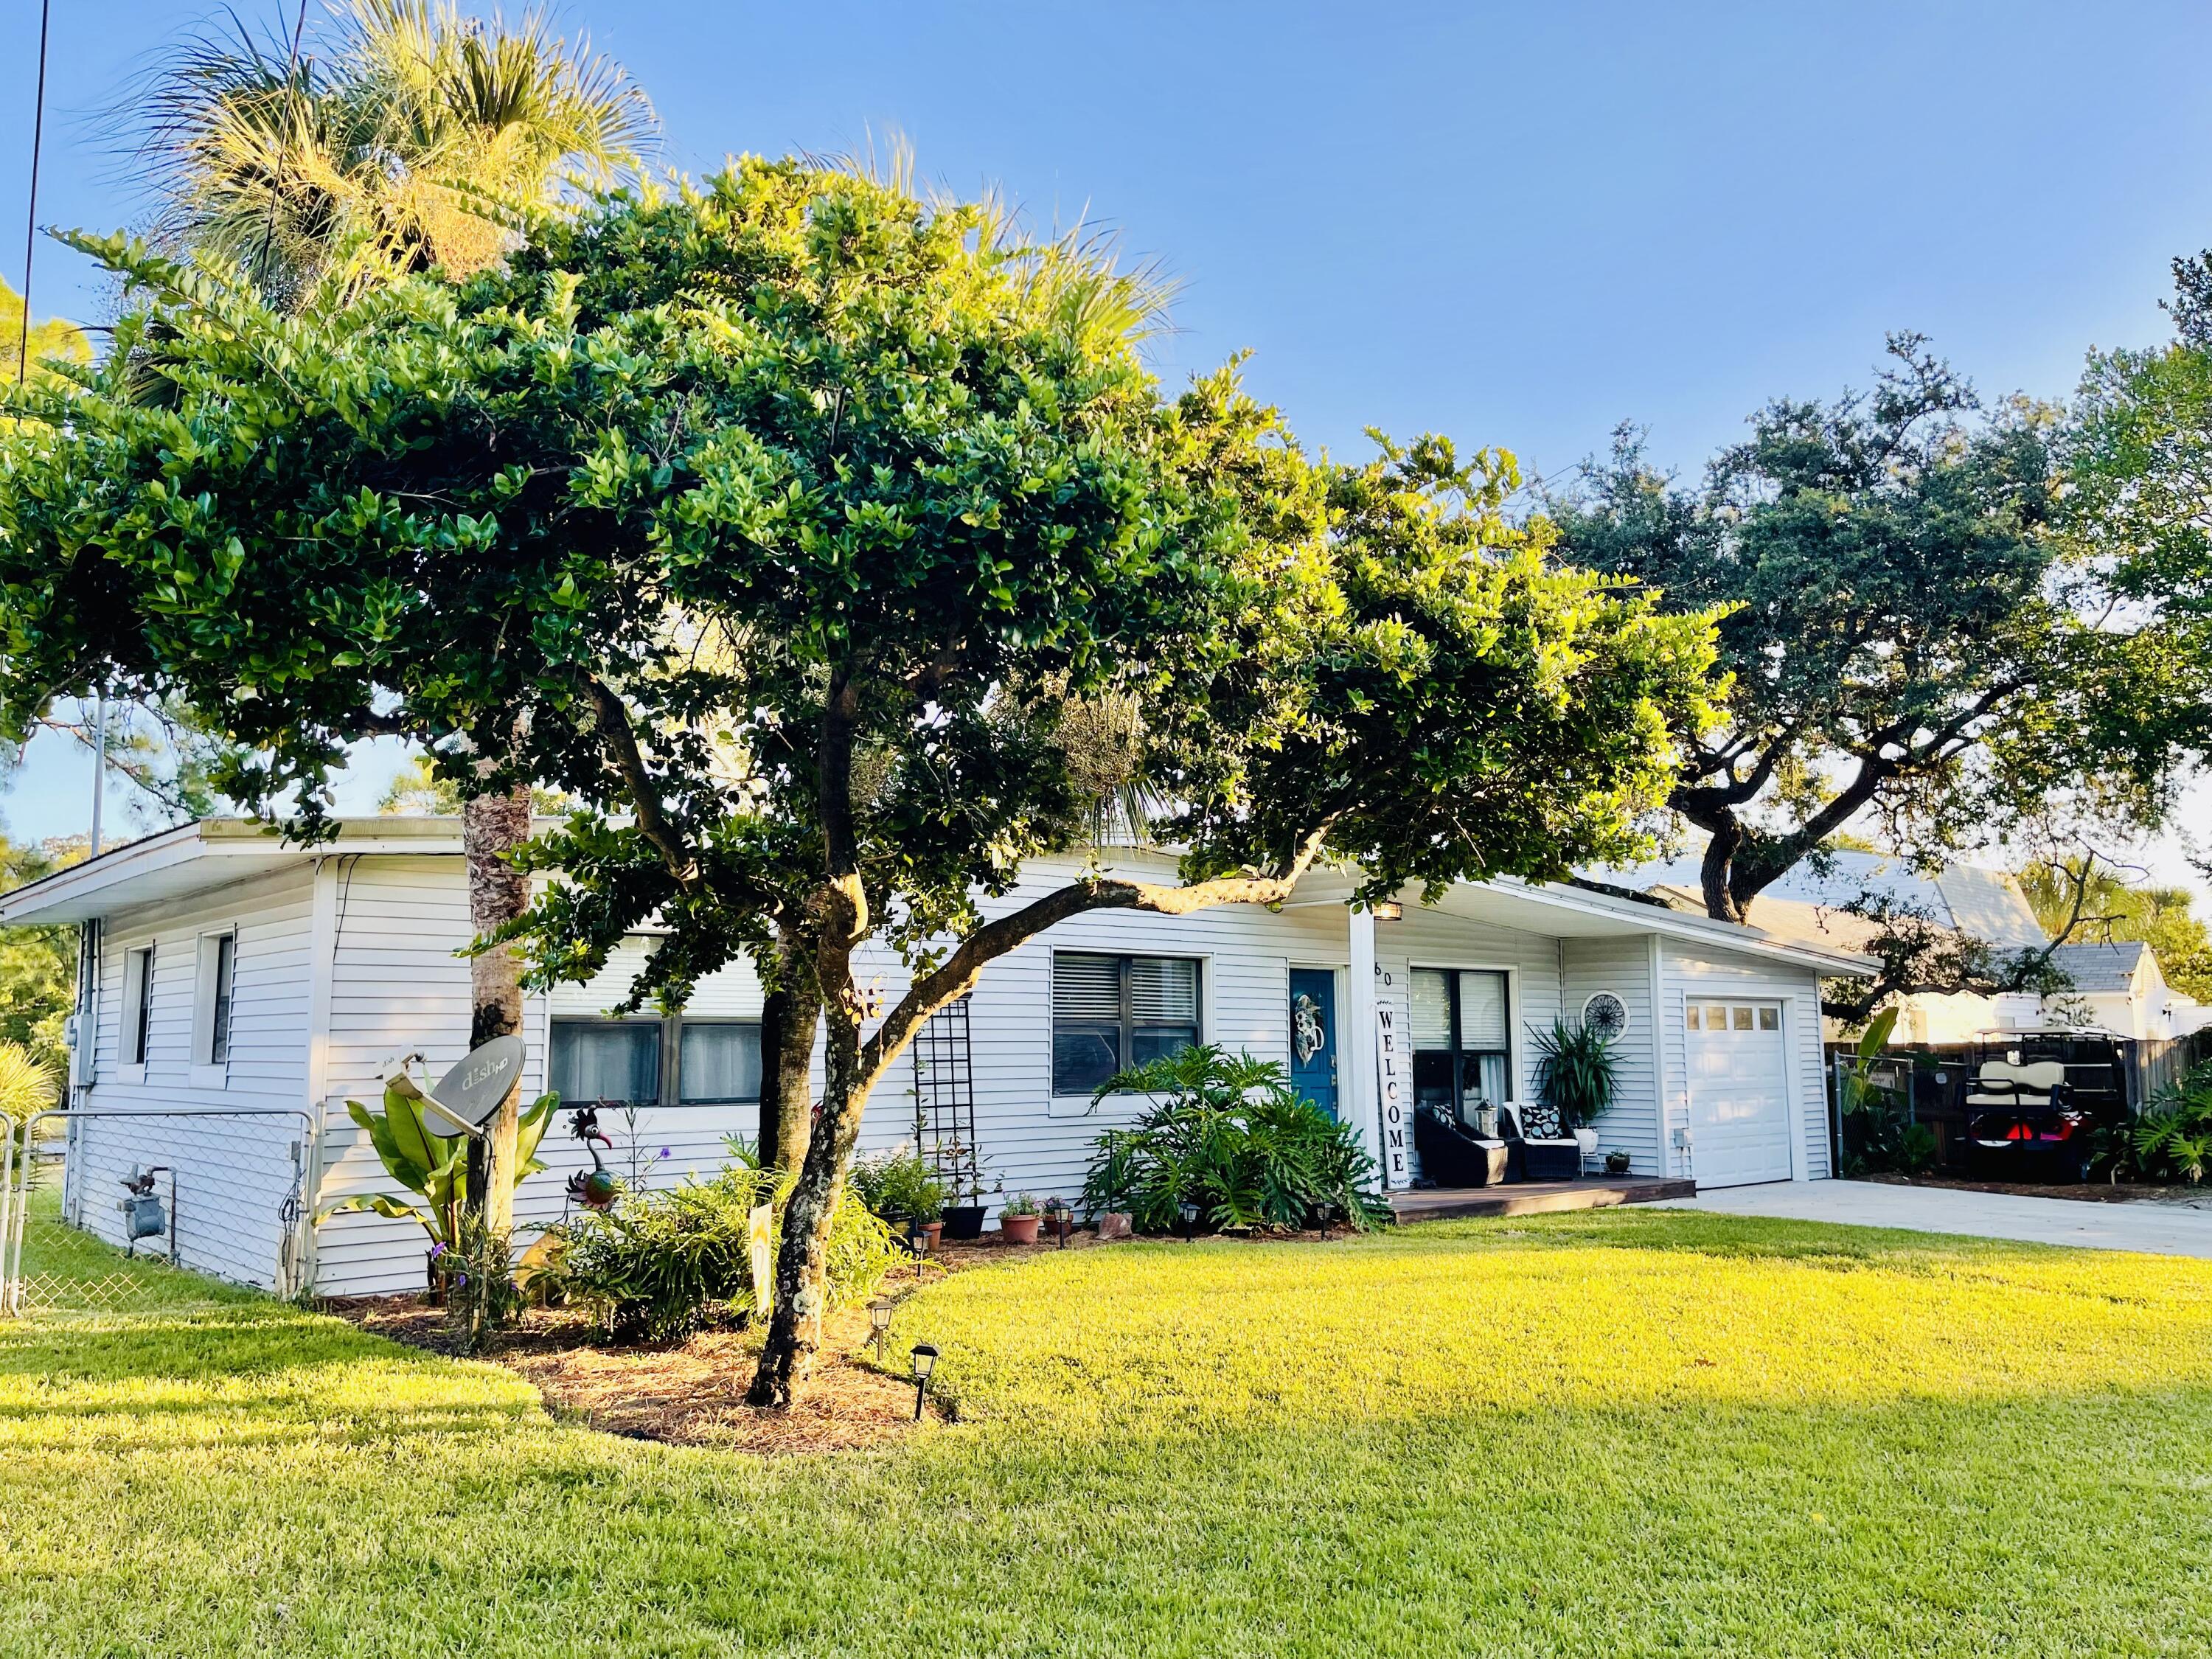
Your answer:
1052,953 -> 1201,1095
1410,967 -> 1512,1124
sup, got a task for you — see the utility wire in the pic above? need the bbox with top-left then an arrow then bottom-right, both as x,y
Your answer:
14,0 -> 51,388
255,0 -> 313,292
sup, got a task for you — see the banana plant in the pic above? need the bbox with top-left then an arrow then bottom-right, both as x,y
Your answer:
319,1073 -> 559,1252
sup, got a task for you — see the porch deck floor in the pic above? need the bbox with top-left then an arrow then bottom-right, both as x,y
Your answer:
1389,1175 -> 1694,1223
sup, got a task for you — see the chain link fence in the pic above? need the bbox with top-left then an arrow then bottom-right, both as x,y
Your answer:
1,1108 -> 319,1318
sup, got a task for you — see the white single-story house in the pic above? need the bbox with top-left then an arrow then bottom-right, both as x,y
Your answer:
1624,847 -> 2212,1044
1,818 -> 1873,1296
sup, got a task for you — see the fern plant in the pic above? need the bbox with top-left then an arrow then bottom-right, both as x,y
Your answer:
2135,1062 -> 2212,1184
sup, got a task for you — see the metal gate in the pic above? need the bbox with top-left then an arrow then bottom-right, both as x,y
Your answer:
1,1107 -> 320,1317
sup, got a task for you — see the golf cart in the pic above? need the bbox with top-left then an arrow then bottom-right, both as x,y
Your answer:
1961,1026 -> 2129,1183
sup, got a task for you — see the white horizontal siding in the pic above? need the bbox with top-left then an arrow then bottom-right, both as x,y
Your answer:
1562,935 -> 1660,1175
67,841 -> 1840,1295
1660,942 -> 1830,1183
68,866 -> 314,1288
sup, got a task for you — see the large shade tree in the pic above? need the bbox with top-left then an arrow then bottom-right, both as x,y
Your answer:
128,0 -> 656,1220
1552,336 -> 2157,939
2068,251 -> 2212,779
0,162 -> 1722,1400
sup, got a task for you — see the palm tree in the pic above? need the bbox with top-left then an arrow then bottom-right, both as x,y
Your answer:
137,0 -> 654,307
134,0 -> 656,1245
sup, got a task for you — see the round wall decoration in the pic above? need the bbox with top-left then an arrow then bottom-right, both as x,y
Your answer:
1582,992 -> 1630,1039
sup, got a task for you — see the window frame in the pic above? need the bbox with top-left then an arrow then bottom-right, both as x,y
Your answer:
1408,964 -> 1516,1123
189,928 -> 237,1087
120,942 -> 156,1075
1050,951 -> 1205,1098
549,1013 -> 766,1108
549,1015 -> 666,1108
672,1017 -> 765,1105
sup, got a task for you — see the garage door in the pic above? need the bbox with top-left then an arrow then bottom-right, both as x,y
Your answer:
1686,999 -> 1794,1187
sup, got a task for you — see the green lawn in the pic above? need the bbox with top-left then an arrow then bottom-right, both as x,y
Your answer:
5,1200 -> 2212,1657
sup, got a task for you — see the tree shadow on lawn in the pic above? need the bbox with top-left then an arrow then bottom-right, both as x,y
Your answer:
4,1211 -> 2212,1655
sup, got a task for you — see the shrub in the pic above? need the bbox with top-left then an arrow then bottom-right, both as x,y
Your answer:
1079,1046 -> 1391,1233
2135,1062 -> 2212,1185
545,1138 -> 902,1341
849,1147 -> 948,1222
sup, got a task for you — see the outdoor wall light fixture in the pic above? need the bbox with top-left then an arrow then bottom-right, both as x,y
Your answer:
1371,900 -> 1404,922
910,1343 -> 940,1421
869,1298 -> 894,1365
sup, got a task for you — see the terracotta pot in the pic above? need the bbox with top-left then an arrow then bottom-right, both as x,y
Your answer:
999,1212 -> 1042,1245
917,1221 -> 945,1252
1096,1211 -> 1133,1241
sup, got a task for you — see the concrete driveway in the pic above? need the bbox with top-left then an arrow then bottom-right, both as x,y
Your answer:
1668,1180 -> 2212,1259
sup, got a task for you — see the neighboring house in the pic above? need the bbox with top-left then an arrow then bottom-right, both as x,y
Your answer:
1617,846 -> 2212,1043
1,818 -> 1871,1296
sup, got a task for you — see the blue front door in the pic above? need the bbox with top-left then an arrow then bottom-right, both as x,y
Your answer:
1288,969 -> 1339,1119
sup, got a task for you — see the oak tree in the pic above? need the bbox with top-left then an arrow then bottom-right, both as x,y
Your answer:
0,163 -> 1721,1400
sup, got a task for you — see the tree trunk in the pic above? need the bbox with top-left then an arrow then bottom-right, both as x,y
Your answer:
1697,814 -> 1750,924
747,922 -> 869,1408
754,929 -> 819,1173
463,784 -> 533,1231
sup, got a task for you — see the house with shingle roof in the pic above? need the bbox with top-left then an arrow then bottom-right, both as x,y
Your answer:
1610,847 -> 2211,1043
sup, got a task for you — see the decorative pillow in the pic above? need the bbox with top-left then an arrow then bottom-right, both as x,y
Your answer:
1518,1100 -> 1565,1139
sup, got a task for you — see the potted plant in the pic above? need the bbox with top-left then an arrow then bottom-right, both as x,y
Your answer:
1039,1194 -> 1074,1244
850,1147 -> 948,1246
1529,1017 -> 1619,1172
939,1144 -> 992,1241
1604,1148 -> 1632,1175
998,1192 -> 1043,1245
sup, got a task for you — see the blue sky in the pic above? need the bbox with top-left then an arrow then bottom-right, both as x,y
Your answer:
4,0 -> 2209,889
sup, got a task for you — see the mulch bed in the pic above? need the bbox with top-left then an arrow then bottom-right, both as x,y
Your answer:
1864,1173 -> 2212,1208
320,1228 -> 1130,1454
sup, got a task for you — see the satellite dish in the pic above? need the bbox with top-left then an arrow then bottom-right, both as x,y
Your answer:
422,1034 -> 527,1136
1582,992 -> 1630,1040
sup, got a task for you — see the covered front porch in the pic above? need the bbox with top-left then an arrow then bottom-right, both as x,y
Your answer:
1278,867 -> 1872,1194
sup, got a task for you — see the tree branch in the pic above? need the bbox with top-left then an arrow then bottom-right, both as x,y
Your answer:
857,825 -> 1337,1086
578,673 -> 700,894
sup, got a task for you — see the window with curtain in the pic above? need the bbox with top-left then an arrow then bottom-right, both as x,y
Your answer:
1409,966 -> 1512,1124
551,1020 -> 661,1106
1052,952 -> 1201,1094
677,1021 -> 762,1103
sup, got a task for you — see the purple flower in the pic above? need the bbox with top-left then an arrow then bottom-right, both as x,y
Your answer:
658,1147 -> 671,1159
428,1242 -> 445,1258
